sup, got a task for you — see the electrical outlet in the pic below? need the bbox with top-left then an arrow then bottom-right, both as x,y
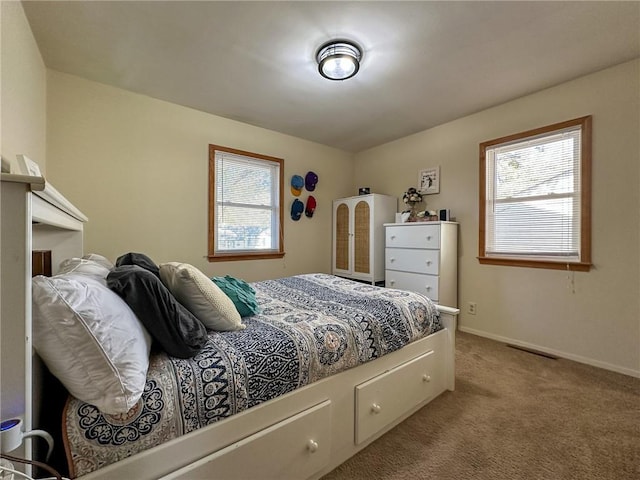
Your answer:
468,302 -> 477,315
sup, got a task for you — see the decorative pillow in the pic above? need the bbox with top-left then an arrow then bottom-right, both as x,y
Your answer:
159,262 -> 245,331
211,275 -> 260,317
59,257 -> 110,279
107,265 -> 208,358
115,252 -> 160,278
32,273 -> 151,415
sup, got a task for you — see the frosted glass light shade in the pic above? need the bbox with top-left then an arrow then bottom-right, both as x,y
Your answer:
316,41 -> 362,80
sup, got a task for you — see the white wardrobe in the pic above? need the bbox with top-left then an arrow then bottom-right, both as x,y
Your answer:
332,194 -> 396,285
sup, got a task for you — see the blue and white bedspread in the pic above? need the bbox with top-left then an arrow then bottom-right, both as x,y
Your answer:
64,274 -> 441,477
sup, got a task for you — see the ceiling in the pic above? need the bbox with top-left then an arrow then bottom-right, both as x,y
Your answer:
23,1 -> 640,153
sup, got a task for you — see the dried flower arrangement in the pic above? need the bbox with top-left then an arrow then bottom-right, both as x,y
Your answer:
402,187 -> 424,221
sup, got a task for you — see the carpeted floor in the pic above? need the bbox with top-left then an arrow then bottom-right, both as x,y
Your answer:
322,331 -> 639,480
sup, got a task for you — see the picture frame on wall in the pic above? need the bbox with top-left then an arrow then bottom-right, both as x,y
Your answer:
16,154 -> 42,177
418,166 -> 440,194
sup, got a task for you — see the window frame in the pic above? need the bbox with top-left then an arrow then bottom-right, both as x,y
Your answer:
478,116 -> 592,272
208,144 -> 285,262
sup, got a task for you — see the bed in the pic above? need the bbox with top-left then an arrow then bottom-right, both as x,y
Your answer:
41,268 -> 457,480
3,174 -> 458,480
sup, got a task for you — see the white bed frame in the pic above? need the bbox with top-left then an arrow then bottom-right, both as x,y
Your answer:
0,173 -> 459,480
1,173 -> 87,474
83,307 -> 457,480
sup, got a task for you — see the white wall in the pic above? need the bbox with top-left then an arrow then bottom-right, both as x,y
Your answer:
354,59 -> 640,376
0,2 -> 48,460
0,1 -> 47,173
46,71 -> 354,281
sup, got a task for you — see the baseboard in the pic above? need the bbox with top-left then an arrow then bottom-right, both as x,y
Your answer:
458,326 -> 640,378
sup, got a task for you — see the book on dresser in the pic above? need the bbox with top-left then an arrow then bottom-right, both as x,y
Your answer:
384,222 -> 458,307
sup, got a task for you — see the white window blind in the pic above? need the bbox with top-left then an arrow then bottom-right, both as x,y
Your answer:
485,125 -> 582,261
214,150 -> 280,253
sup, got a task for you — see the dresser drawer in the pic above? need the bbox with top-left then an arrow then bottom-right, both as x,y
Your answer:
386,224 -> 441,249
385,270 -> 439,301
161,400 -> 331,480
386,248 -> 439,274
355,351 -> 442,444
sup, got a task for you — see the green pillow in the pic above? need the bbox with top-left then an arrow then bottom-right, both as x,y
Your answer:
210,275 -> 260,317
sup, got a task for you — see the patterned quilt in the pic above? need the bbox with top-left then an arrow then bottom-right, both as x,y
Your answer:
64,274 -> 441,477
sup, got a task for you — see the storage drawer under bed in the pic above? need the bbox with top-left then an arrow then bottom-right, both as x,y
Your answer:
160,400 -> 332,480
355,350 -> 443,444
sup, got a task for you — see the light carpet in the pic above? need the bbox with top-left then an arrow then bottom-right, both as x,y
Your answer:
322,331 -> 639,480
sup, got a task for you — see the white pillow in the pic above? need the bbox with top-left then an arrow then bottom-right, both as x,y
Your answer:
82,253 -> 114,270
59,257 -> 110,279
32,273 -> 151,414
159,262 -> 245,331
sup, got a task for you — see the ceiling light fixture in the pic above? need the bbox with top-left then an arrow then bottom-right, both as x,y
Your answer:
316,40 -> 362,81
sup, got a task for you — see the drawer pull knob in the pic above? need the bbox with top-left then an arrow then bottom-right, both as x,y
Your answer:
425,286 -> 431,291
371,403 -> 382,414
426,235 -> 432,241
390,235 -> 396,239
423,374 -> 431,382
389,280 -> 395,285
307,439 -> 319,453
390,258 -> 395,262
426,260 -> 432,266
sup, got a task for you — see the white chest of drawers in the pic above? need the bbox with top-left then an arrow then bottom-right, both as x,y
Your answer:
384,222 -> 458,307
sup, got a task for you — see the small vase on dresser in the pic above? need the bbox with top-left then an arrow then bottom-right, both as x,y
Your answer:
384,221 -> 458,307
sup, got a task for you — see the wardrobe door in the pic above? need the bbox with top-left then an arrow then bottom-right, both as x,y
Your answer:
334,202 -> 350,273
353,200 -> 371,275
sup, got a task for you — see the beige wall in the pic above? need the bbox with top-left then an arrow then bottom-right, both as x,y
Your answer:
12,4 -> 638,375
0,1 -> 47,173
355,59 -> 640,376
46,70 -> 354,281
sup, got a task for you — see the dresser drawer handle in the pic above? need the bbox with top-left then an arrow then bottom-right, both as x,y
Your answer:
425,260 -> 432,266
423,374 -> 431,382
390,235 -> 396,239
425,286 -> 432,291
389,280 -> 395,286
371,403 -> 382,414
426,235 -> 432,241
307,439 -> 319,453
390,258 -> 395,262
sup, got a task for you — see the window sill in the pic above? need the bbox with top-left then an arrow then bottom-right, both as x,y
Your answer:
477,256 -> 591,272
208,251 -> 285,262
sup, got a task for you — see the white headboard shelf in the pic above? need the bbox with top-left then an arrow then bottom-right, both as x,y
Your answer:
2,173 -> 88,228
0,173 -> 87,465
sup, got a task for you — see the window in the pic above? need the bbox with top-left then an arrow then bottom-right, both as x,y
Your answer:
208,145 -> 284,261
479,116 -> 592,271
